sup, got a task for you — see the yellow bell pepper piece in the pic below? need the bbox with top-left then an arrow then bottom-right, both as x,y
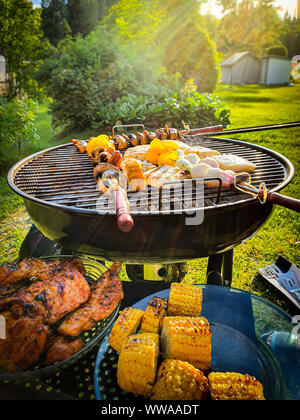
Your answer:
161,140 -> 181,151
86,135 -> 110,156
158,150 -> 179,167
145,138 -> 167,165
146,139 -> 183,166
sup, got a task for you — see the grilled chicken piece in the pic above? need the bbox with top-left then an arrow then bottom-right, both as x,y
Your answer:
124,145 -> 150,161
144,166 -> 190,189
44,335 -> 84,365
0,258 -> 61,287
0,281 -> 28,303
214,154 -> 256,172
1,261 -> 91,325
0,302 -> 49,372
185,146 -> 220,158
0,257 -> 86,287
58,261 -> 123,337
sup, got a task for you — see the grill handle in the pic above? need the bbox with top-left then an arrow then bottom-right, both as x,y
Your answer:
186,121 -> 300,137
100,168 -> 134,233
259,191 -> 300,213
236,178 -> 300,213
111,186 -> 134,233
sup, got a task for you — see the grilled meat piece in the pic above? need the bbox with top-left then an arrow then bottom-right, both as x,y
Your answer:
44,335 -> 84,365
144,165 -> 190,189
72,139 -> 88,154
0,258 -> 61,287
58,261 -> 123,337
136,132 -> 148,145
0,281 -> 28,303
214,154 -> 256,172
113,135 -> 128,150
0,302 -> 49,372
128,134 -> 138,147
0,257 -> 86,287
1,261 -> 91,325
68,257 -> 86,276
108,151 -> 123,170
124,145 -> 150,161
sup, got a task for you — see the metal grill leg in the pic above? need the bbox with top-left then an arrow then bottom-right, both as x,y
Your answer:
222,249 -> 233,287
206,249 -> 234,287
206,254 -> 224,286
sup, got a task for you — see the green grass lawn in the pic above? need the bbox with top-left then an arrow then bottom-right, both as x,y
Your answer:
0,84 -> 299,314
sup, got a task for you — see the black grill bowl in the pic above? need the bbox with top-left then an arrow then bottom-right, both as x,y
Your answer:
7,137 -> 294,263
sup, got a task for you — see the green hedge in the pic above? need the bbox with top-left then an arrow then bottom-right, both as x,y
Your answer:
92,91 -> 231,131
265,45 -> 288,57
45,25 -> 229,131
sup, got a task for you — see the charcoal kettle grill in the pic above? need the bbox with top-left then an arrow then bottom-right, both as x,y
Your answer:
7,121 -> 300,284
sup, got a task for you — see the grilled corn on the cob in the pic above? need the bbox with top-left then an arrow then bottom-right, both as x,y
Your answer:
151,359 -> 209,400
208,372 -> 265,400
167,283 -> 203,317
161,316 -> 211,371
139,297 -> 168,334
108,307 -> 144,353
117,333 -> 160,397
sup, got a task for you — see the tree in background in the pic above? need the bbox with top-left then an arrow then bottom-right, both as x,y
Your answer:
41,0 -> 70,46
280,14 -> 300,58
215,0 -> 281,56
105,0 -> 219,92
67,0 -> 99,36
98,0 -> 118,20
0,0 -> 44,98
105,0 -> 163,44
157,0 -> 220,92
41,0 -> 116,42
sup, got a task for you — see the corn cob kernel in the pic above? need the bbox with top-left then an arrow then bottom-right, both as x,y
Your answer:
167,283 -> 203,317
151,359 -> 209,400
125,160 -> 146,192
108,307 -> 144,353
161,316 -> 211,371
208,372 -> 265,400
117,333 -> 160,397
139,297 -> 168,334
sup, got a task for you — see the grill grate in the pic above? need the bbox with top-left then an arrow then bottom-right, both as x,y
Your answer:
13,137 -> 288,214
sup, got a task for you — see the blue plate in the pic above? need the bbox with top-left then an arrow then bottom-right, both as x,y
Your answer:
94,285 -> 297,401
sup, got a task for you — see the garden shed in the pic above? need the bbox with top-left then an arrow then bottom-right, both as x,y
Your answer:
0,55 -> 6,81
0,55 -> 7,95
260,55 -> 292,85
221,51 -> 261,85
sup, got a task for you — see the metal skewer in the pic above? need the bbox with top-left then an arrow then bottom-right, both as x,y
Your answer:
184,121 -> 300,137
